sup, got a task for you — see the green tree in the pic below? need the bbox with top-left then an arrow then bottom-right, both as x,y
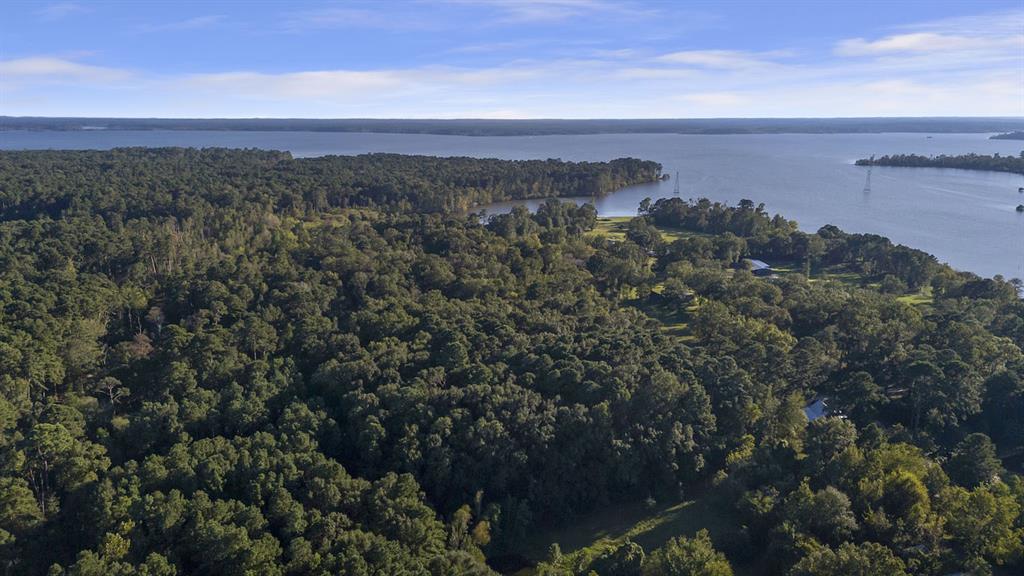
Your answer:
642,530 -> 732,576
593,540 -> 645,576
938,484 -> 1024,571
803,417 -> 858,481
946,433 -> 1002,488
790,542 -> 908,576
783,481 -> 858,544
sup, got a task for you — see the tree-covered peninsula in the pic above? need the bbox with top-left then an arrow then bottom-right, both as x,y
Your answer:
856,152 -> 1024,175
991,131 -> 1024,140
0,149 -> 1021,576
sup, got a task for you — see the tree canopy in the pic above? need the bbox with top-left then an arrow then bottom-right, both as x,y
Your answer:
855,152 -> 1024,175
0,148 -> 1021,576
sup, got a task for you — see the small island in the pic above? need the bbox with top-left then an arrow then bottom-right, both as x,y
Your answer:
856,152 -> 1024,175
990,131 -> 1024,140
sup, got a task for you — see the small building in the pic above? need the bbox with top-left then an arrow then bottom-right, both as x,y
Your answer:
804,398 -> 829,421
743,258 -> 773,277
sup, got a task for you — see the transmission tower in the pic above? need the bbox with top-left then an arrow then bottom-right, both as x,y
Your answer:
863,154 -> 874,193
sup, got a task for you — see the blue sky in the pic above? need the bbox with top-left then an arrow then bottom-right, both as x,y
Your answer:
2,0 -> 1022,118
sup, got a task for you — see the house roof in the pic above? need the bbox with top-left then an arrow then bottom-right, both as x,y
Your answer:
804,398 -> 829,421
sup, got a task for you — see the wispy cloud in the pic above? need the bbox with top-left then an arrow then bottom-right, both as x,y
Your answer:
446,41 -> 538,55
836,32 -> 1018,56
283,6 -> 441,31
181,65 -> 542,101
35,2 -> 87,21
3,6 -> 1021,118
676,91 -> 749,108
835,8 -> 1024,60
615,67 -> 698,80
656,49 -> 793,69
282,0 -> 656,32
461,0 -> 656,23
896,8 -> 1024,36
0,57 -> 130,82
591,48 -> 641,59
140,15 -> 226,33
183,70 -> 406,100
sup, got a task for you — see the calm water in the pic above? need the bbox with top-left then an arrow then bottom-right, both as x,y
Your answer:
2,130 -> 1022,281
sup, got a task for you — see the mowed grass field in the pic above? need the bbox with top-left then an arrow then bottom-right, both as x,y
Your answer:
589,216 -> 713,243
773,261 -> 934,307
507,481 -> 764,576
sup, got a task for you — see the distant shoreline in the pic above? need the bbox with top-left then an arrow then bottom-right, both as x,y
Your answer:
856,153 -> 1024,175
991,131 -> 1024,140
3,116 -> 1023,137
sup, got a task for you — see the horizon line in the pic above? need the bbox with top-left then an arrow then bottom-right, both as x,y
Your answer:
4,115 -> 1024,121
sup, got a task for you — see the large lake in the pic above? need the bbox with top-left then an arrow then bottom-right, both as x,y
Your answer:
2,130 -> 1022,281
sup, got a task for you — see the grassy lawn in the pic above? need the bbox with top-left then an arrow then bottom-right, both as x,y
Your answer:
627,293 -> 695,339
896,286 -> 934,306
771,261 -> 861,285
588,217 -> 713,243
773,261 -> 934,307
508,483 -> 761,576
658,225 -> 714,242
589,216 -> 632,241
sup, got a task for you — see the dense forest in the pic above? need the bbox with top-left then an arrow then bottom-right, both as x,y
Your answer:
0,149 -> 1022,576
0,149 -> 660,215
856,152 -> 1024,175
5,117 -> 1024,136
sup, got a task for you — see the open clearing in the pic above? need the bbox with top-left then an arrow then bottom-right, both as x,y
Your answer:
509,482 -> 762,576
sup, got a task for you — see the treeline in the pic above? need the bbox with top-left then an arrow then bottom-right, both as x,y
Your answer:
643,197 -> 942,290
0,149 -> 1021,576
0,148 -> 660,217
5,117 -> 1024,135
856,152 -> 1024,175
991,131 -> 1024,140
